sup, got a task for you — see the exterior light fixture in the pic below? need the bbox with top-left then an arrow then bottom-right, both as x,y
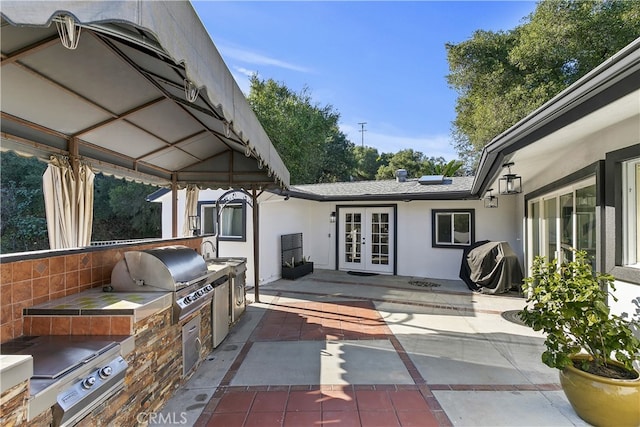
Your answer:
55,15 -> 81,50
184,79 -> 199,102
330,212 -> 336,223
498,162 -> 522,195
188,215 -> 201,236
484,188 -> 499,208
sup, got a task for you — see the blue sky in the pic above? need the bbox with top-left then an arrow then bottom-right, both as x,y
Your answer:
192,1 -> 538,161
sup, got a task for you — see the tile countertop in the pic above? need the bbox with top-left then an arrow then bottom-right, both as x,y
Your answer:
24,288 -> 172,322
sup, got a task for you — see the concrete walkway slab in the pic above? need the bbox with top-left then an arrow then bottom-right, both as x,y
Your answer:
434,390 -> 588,426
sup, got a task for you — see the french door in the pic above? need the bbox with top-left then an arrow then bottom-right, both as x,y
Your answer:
338,207 -> 394,274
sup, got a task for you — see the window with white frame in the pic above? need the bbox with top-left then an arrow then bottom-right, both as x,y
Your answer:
198,201 -> 246,241
432,209 -> 474,248
622,158 -> 639,268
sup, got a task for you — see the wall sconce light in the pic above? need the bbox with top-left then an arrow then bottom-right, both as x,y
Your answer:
55,15 -> 81,50
188,215 -> 201,236
498,162 -> 522,195
330,212 -> 336,223
184,79 -> 199,103
484,189 -> 499,208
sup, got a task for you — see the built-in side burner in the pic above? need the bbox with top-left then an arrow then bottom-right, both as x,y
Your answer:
15,336 -> 119,380
1,335 -> 128,427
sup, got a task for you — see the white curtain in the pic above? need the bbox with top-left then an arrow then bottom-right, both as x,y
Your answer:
76,161 -> 95,246
221,206 -> 234,236
183,184 -> 200,236
43,155 -> 95,249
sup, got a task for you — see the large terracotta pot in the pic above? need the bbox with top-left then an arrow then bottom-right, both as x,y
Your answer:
559,355 -> 640,427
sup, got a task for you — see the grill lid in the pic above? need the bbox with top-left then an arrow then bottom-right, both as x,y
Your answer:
111,245 -> 207,291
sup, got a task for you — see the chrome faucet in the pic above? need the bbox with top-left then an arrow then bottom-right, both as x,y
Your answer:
201,240 -> 216,260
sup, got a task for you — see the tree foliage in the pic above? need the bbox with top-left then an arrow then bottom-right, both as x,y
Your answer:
447,0 -> 640,169
352,146 -> 388,181
92,175 -> 161,240
0,153 -> 49,252
375,149 -> 463,179
247,75 -> 355,184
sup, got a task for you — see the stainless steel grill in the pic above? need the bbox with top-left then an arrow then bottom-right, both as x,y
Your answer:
110,245 -> 228,323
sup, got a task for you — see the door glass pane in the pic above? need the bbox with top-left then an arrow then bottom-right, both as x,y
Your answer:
576,185 -> 596,268
370,210 -> 389,265
560,193 -> 573,263
344,212 -> 362,263
544,198 -> 557,262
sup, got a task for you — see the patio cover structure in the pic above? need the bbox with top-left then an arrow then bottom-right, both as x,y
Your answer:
0,1 -> 289,237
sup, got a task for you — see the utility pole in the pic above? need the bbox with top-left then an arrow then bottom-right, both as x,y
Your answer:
358,122 -> 367,147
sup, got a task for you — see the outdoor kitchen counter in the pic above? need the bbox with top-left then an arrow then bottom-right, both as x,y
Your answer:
0,354 -> 33,393
24,288 -> 172,323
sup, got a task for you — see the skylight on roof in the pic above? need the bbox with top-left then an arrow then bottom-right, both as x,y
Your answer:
418,175 -> 445,185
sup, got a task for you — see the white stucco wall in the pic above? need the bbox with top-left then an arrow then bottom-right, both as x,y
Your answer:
256,195 -> 521,283
610,280 -> 640,320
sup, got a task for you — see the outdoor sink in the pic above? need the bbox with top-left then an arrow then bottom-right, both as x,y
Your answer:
206,260 -> 230,273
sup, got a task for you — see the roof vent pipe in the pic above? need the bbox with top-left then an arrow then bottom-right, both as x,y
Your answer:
395,169 -> 408,182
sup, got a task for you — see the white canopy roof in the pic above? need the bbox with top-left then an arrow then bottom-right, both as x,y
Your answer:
1,1 -> 289,189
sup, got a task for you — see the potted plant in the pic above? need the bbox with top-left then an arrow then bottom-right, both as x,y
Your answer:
519,250 -> 640,427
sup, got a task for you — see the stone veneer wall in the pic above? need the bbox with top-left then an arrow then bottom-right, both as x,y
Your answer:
0,238 -> 201,343
0,380 -> 30,426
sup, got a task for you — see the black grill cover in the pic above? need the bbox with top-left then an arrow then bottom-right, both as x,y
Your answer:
459,241 -> 523,294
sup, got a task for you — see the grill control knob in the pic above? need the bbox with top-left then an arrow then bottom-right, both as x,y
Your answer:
82,376 -> 96,389
99,366 -> 113,379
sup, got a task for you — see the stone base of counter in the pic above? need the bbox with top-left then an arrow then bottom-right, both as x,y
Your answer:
0,380 -> 30,427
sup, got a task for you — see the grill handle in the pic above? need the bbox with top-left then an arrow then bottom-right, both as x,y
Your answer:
177,268 -> 228,288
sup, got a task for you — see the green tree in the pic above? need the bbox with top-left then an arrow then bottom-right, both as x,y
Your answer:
430,159 -> 464,177
352,146 -> 387,181
92,175 -> 161,240
447,0 -> 640,169
376,150 -> 464,180
319,129 -> 356,183
247,76 -> 355,184
0,152 -> 48,252
376,149 -> 426,179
